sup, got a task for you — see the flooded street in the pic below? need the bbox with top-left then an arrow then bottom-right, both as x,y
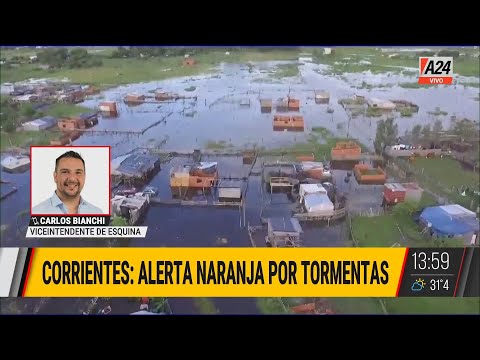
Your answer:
1,55 -> 478,314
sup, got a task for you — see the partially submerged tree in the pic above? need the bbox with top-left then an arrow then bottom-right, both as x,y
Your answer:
374,117 -> 398,154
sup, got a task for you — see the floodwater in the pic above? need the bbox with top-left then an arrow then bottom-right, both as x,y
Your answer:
1,58 -> 478,314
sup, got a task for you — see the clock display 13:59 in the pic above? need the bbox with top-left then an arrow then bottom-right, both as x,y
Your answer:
411,251 -> 450,270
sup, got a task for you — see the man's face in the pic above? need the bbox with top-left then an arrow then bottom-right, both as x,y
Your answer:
54,157 -> 85,199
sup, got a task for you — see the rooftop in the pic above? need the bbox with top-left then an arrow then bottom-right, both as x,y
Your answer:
117,154 -> 159,177
268,217 -> 303,234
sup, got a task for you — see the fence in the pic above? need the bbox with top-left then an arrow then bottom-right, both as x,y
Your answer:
346,213 -> 388,314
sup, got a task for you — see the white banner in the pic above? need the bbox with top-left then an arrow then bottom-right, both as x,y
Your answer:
25,226 -> 148,238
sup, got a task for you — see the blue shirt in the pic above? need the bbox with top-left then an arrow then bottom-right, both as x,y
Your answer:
32,191 -> 104,215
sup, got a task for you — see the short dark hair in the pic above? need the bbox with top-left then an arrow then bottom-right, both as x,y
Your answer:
55,151 -> 85,171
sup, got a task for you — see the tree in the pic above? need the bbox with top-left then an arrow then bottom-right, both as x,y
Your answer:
21,104 -> 36,118
374,117 -> 398,154
432,120 -> 443,142
410,124 -> 422,143
451,119 -> 478,140
151,298 -> 169,313
421,124 -> 431,140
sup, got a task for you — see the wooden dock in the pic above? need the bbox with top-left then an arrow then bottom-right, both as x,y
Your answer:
74,112 -> 173,137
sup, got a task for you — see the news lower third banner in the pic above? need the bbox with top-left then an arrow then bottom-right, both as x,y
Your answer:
0,247 -> 478,298
26,216 -> 147,238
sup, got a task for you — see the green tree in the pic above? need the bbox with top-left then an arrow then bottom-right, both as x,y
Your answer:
451,119 -> 478,139
421,124 -> 431,140
432,119 -> 443,142
374,117 -> 398,154
21,104 -> 36,118
410,124 -> 422,143
151,298 -> 169,313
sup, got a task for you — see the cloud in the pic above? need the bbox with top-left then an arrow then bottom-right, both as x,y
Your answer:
411,281 -> 423,291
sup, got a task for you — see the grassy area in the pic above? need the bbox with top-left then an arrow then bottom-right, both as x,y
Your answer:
409,157 -> 479,210
270,63 -> 299,78
313,47 -> 479,77
0,130 -> 61,151
461,82 -> 480,88
351,196 -> 465,248
110,217 -> 128,226
412,157 -> 478,189
0,102 -> 91,152
266,127 -> 360,161
256,298 -> 289,314
205,140 -> 233,150
384,297 -> 479,314
399,82 -> 423,89
44,103 -> 91,117
193,298 -> 218,314
1,48 -> 300,87
329,298 -> 385,314
350,199 -> 477,314
427,107 -> 448,116
278,296 -> 385,314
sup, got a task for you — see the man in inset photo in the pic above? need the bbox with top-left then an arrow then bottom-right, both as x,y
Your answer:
32,150 -> 104,214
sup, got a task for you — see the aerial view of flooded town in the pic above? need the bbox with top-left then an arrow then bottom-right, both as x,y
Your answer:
0,46 -> 479,315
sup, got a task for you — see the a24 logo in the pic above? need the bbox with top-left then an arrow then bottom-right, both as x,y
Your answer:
418,57 -> 454,85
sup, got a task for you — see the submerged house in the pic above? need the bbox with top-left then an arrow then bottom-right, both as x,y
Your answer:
266,217 -> 303,247
111,194 -> 150,225
1,155 -> 30,173
260,99 -> 272,113
22,116 -> 57,131
170,162 -> 218,190
218,180 -> 243,203
366,98 -> 396,111
58,112 -> 98,131
113,154 -> 161,182
273,115 -> 304,131
314,90 -> 330,104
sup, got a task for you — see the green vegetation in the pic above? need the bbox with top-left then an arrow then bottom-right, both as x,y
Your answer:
461,82 -> 480,88
0,98 -> 90,151
366,107 -> 384,117
110,217 -> 128,226
351,200 -> 465,248
205,140 -> 233,150
44,103 -> 91,117
384,297 -> 479,314
270,63 -> 299,78
409,157 -> 479,210
349,199 -> 478,314
399,108 -> 415,117
0,130 -> 61,151
193,298 -> 218,314
329,298 -> 385,314
312,47 -> 479,77
1,47 -> 300,87
256,298 -> 289,314
266,127 -> 357,161
399,82 -> 422,89
374,117 -> 398,154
